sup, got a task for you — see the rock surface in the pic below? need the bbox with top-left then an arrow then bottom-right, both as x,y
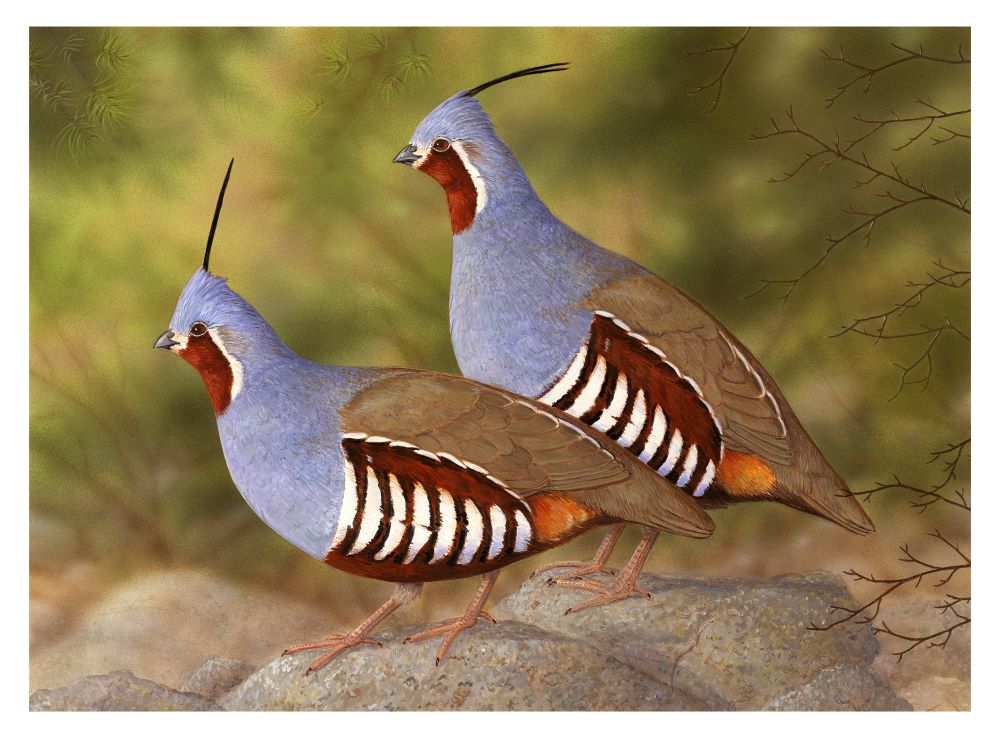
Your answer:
223,621 -> 708,710
872,600 -> 971,711
181,657 -> 257,702
29,569 -> 339,693
493,570 -> 903,710
31,569 -> 931,711
29,670 -> 221,711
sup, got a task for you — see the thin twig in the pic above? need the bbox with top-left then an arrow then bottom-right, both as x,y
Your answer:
821,43 -> 970,108
687,28 -> 750,113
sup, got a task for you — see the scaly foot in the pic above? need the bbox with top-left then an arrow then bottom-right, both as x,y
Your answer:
403,611 -> 495,665
282,634 -> 383,674
534,559 -> 617,583
561,577 -> 652,615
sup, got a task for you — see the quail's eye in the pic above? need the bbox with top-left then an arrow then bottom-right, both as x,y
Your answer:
432,137 -> 451,153
189,321 -> 208,337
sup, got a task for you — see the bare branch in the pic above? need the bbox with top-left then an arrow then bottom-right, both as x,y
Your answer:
745,188 -> 934,301
821,43 -> 970,108
751,108 -> 970,215
809,530 -> 970,660
852,437 -> 970,512
846,104 -> 970,152
687,28 -> 750,114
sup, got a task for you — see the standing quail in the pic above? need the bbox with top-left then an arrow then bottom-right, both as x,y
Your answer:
394,63 -> 875,611
155,160 -> 714,671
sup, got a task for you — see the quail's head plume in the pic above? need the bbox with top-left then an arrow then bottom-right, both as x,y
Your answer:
396,64 -> 874,612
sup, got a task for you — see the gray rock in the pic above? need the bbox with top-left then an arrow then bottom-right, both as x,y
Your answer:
29,670 -> 221,711
763,665 -> 912,711
493,570 -> 906,710
181,657 -> 256,701
222,621 -> 711,711
872,600 -> 971,710
30,569 -> 340,693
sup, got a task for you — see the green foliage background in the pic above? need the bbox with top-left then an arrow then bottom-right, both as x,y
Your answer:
30,28 -> 969,622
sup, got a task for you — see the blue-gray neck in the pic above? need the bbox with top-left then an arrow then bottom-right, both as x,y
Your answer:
216,341 -> 382,560
449,152 -> 642,397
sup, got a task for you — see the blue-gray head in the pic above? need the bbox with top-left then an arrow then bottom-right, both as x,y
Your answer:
394,62 -> 568,234
154,159 -> 289,415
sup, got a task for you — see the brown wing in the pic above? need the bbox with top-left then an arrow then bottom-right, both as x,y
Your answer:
340,371 -> 629,495
585,275 -> 794,466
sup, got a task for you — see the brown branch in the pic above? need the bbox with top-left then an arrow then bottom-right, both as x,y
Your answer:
745,189 -> 933,301
833,261 -> 970,342
931,127 -> 970,146
821,42 -> 970,108
687,27 -> 750,113
845,103 -> 970,152
809,530 -> 970,661
751,108 -> 970,215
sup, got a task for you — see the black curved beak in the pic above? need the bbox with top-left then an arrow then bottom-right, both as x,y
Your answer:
154,330 -> 179,350
393,144 -> 419,166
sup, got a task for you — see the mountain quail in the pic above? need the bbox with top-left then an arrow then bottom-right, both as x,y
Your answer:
394,63 -> 875,611
155,160 -> 714,671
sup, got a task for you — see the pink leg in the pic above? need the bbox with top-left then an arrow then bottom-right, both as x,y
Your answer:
532,524 -> 626,583
282,582 -> 422,674
404,570 -> 500,665
562,527 -> 659,614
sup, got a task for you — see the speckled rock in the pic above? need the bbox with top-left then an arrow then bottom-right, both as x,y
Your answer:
181,657 -> 257,702
29,569 -> 339,693
221,621 -> 713,711
872,600 -> 970,711
29,670 -> 221,711
493,570 -> 906,710
763,665 -> 912,711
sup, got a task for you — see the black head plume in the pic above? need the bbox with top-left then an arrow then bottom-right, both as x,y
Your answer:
203,158 -> 234,272
465,62 -> 570,98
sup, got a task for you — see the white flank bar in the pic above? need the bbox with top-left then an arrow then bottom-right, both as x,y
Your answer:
592,373 -> 629,433
513,509 -> 532,553
638,406 -> 667,463
693,460 -> 716,497
676,445 -> 699,488
373,475 -> 408,560
566,355 -> 608,418
330,458 -> 358,549
348,467 -> 383,555
456,500 -> 484,565
619,389 -> 647,446
539,347 -> 587,405
404,483 -> 433,564
487,505 -> 507,560
659,429 -> 684,476
429,490 -> 457,563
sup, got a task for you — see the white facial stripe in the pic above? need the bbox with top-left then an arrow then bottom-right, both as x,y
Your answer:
456,500 -> 484,565
451,141 -> 488,215
430,490 -> 457,563
487,505 -> 507,560
348,468 -> 383,555
170,333 -> 189,351
207,328 -> 244,402
330,458 -> 358,550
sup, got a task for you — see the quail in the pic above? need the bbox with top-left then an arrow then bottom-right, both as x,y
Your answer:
394,63 -> 874,611
155,160 -> 714,671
